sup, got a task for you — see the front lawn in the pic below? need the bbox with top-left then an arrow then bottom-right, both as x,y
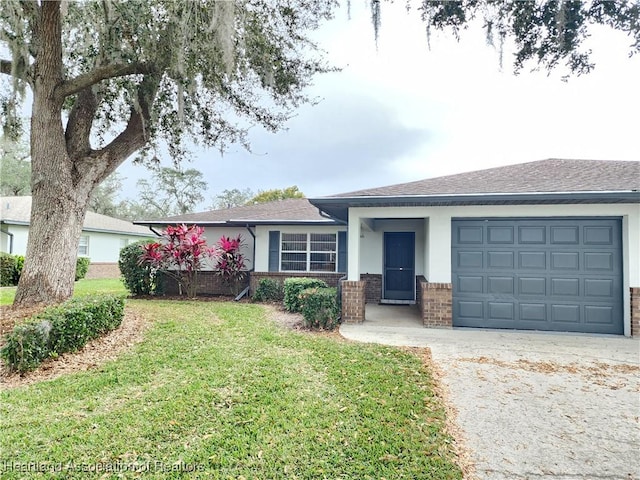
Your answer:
0,301 -> 462,479
0,278 -> 127,306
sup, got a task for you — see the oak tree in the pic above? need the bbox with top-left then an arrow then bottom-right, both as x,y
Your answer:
1,0 -> 333,306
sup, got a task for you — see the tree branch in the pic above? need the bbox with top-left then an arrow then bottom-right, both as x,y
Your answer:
57,62 -> 151,99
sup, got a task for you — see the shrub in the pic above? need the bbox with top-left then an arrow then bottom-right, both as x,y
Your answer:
252,278 -> 284,302
0,295 -> 125,373
14,255 -> 25,284
139,225 -> 215,298
214,235 -> 248,295
299,287 -> 340,330
283,277 -> 328,313
119,240 -> 161,296
75,257 -> 91,281
0,253 -> 17,286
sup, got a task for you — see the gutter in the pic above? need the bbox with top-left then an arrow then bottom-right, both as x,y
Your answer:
245,224 -> 256,273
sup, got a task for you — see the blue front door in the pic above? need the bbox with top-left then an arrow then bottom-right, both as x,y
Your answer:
383,232 -> 415,301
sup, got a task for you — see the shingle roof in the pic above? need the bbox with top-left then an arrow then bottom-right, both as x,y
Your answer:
332,159 -> 640,197
0,196 -> 154,236
135,198 -> 334,225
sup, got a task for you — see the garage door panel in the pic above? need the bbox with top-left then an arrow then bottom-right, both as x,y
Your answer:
458,226 -> 483,244
519,277 -> 546,295
551,304 -> 581,323
457,251 -> 483,268
550,252 -> 580,270
488,302 -> 515,320
551,278 -> 580,296
584,252 -> 613,271
487,251 -> 514,269
457,276 -> 483,293
452,218 -> 622,334
519,303 -> 547,322
488,226 -> 514,244
584,279 -> 613,298
458,301 -> 484,319
518,226 -> 546,244
488,276 -> 514,294
585,306 -> 614,325
584,226 -> 613,245
519,251 -> 546,269
551,226 -> 579,244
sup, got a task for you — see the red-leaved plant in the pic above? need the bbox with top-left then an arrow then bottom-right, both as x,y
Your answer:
214,234 -> 248,295
139,224 -> 216,298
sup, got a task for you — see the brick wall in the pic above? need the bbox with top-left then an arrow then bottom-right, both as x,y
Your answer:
86,263 -> 120,279
341,280 -> 366,323
162,271 -> 249,297
418,278 -> 452,328
249,272 -> 345,293
360,273 -> 382,303
632,287 -> 640,338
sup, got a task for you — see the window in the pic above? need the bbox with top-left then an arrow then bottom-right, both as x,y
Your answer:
281,233 -> 337,272
78,235 -> 89,256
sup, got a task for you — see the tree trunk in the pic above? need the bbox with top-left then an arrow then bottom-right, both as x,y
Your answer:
13,1 -> 90,307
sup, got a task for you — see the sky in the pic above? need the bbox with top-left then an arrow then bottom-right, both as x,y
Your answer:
117,1 -> 640,207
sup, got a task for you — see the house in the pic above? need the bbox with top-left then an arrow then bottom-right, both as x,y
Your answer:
134,198 -> 348,295
0,196 -> 155,278
309,159 -> 640,336
137,159 -> 639,337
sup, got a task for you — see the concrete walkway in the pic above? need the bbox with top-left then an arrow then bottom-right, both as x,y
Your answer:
340,304 -> 640,479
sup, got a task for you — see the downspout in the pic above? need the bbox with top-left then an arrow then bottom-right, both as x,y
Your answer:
245,224 -> 256,272
148,226 -> 162,237
234,224 -> 256,302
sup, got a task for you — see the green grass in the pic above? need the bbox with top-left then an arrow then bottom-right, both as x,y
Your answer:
0,278 -> 127,305
0,301 -> 462,479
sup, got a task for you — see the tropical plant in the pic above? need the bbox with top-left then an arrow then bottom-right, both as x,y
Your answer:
139,224 -> 215,298
214,235 -> 248,296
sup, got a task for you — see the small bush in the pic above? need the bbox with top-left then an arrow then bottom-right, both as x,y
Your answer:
75,257 -> 90,281
252,278 -> 284,302
14,255 -> 25,284
0,253 -> 17,286
119,240 -> 161,296
0,295 -> 125,373
283,277 -> 328,313
299,287 -> 340,330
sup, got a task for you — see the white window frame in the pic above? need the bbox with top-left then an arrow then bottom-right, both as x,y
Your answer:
280,233 -> 337,273
78,235 -> 90,256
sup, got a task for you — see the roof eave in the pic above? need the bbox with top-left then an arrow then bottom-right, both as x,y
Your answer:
133,219 -> 341,227
309,191 -> 640,221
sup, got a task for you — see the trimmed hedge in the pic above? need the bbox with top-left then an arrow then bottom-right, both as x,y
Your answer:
283,277 -> 328,313
0,295 -> 125,373
252,278 -> 284,302
0,253 -> 17,286
299,287 -> 340,330
0,255 -> 85,286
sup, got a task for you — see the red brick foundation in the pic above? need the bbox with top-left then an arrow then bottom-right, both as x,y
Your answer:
418,278 -> 452,328
631,287 -> 640,338
341,280 -> 366,323
86,263 -> 121,279
162,271 -> 249,297
360,273 -> 382,303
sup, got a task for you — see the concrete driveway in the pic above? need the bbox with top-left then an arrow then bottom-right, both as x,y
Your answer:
340,305 -> 640,480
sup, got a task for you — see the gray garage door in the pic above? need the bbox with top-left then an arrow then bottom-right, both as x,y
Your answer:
451,218 -> 623,334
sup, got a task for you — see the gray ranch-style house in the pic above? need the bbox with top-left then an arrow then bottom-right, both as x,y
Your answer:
136,159 -> 640,337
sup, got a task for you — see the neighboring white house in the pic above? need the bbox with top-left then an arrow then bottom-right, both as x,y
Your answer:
1,196 -> 155,275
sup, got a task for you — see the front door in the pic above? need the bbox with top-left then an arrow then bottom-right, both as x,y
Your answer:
383,232 -> 415,301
